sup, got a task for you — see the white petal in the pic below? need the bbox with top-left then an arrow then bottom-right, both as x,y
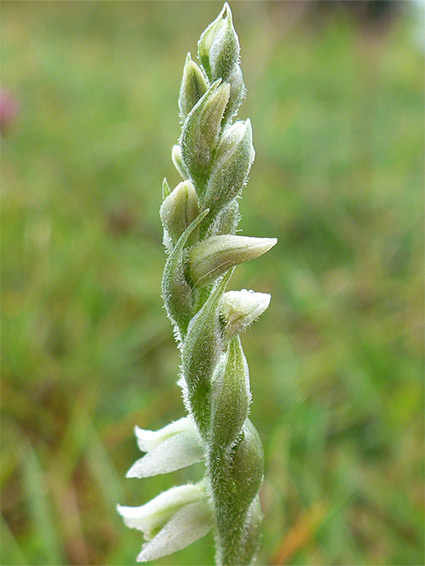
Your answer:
117,483 -> 204,538
134,417 -> 198,452
126,431 -> 203,478
137,500 -> 213,562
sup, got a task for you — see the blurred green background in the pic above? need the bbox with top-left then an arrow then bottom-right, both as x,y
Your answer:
1,2 -> 424,565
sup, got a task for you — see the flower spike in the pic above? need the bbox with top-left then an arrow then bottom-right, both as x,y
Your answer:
119,5 -> 276,564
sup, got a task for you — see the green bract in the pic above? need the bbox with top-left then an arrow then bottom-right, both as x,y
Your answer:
118,4 -> 276,564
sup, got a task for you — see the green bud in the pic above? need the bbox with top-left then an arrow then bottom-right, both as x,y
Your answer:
160,181 -> 200,249
229,419 -> 264,511
182,269 -> 233,435
180,80 -> 230,193
220,290 -> 271,339
198,3 -> 243,125
179,53 -> 208,122
197,6 -> 227,81
204,120 -> 254,215
189,235 -> 277,287
162,209 -> 209,336
171,144 -> 189,180
198,3 -> 239,83
211,336 -> 251,449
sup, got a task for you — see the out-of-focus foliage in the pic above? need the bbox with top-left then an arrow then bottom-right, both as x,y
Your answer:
1,2 -> 423,565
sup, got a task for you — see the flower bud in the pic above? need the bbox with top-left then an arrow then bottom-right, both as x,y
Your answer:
160,181 -> 200,248
229,420 -> 264,511
180,80 -> 230,193
179,53 -> 208,122
171,144 -> 189,180
162,209 -> 209,336
182,269 -> 233,435
204,120 -> 254,215
189,235 -> 277,287
197,3 -> 243,124
211,336 -> 251,449
220,290 -> 271,339
198,3 -> 239,82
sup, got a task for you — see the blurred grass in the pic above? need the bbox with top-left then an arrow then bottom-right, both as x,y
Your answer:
1,2 -> 424,565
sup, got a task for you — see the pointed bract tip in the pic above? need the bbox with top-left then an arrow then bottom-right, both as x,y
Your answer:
162,178 -> 171,200
222,2 -> 232,20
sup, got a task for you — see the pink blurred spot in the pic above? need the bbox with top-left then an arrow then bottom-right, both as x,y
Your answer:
0,89 -> 20,134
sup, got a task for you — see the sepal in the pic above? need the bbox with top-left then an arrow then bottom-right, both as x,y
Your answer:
189,235 -> 277,287
179,53 -> 208,122
220,289 -> 271,339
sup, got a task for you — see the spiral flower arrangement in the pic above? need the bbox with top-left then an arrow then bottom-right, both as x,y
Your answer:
118,5 -> 277,564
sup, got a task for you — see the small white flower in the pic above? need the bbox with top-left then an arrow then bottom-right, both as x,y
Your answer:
117,482 -> 213,562
137,500 -> 213,562
126,417 -> 203,478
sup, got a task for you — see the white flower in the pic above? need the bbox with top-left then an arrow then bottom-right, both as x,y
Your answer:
137,500 -> 212,562
126,417 -> 203,478
117,482 -> 213,562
